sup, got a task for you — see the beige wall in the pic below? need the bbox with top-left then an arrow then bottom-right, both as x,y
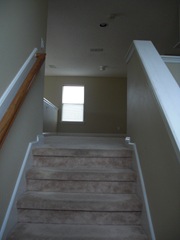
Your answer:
127,52 -> 180,239
165,62 -> 180,87
0,0 -> 48,97
43,99 -> 58,132
0,0 -> 48,229
44,76 -> 127,134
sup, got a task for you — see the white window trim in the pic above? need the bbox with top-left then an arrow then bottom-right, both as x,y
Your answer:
61,85 -> 85,123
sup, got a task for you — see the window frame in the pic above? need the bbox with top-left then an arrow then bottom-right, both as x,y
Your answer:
61,85 -> 85,123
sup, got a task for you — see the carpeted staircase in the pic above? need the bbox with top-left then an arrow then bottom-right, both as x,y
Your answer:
7,139 -> 149,239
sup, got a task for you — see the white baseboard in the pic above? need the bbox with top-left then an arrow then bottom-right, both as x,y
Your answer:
125,137 -> 156,240
43,132 -> 126,138
0,136 -> 41,240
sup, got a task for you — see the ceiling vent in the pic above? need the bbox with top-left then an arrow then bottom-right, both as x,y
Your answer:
90,48 -> 104,52
99,65 -> 107,71
49,64 -> 56,68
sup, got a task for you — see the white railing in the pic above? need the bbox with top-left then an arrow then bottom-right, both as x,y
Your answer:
126,40 -> 180,162
0,49 -> 46,147
162,55 -> 180,87
43,98 -> 58,132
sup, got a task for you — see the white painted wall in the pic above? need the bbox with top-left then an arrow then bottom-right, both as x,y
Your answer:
127,41 -> 180,239
0,0 -> 48,231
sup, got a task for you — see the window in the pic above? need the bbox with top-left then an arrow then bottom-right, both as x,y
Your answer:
61,86 -> 84,122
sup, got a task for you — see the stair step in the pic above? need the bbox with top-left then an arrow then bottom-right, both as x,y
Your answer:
18,209 -> 141,225
26,167 -> 136,193
27,167 -> 136,181
7,223 -> 148,240
17,192 -> 142,211
32,147 -> 133,158
33,156 -> 132,169
27,179 -> 135,193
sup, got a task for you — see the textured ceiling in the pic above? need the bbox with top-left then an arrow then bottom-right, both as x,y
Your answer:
45,0 -> 180,77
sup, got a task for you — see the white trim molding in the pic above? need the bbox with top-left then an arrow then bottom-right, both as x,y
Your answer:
125,137 -> 156,240
43,98 -> 58,110
161,55 -> 180,63
0,48 -> 38,121
0,135 -> 42,240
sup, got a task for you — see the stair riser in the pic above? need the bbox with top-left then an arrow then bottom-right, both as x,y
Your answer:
33,156 -> 132,169
18,209 -> 141,225
32,148 -> 133,158
27,180 -> 136,194
27,170 -> 136,182
7,223 -> 148,240
17,201 -> 142,212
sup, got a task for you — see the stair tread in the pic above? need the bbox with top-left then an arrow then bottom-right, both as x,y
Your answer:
32,147 -> 132,158
33,156 -> 132,169
17,192 -> 142,211
7,223 -> 148,240
27,167 -> 136,181
18,209 -> 141,225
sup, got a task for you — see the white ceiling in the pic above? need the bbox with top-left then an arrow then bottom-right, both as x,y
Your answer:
45,0 -> 180,77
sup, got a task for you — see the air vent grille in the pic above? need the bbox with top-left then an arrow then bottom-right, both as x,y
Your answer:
90,48 -> 104,52
49,65 -> 56,68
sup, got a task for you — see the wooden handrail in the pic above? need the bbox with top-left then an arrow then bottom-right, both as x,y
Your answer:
0,53 -> 46,148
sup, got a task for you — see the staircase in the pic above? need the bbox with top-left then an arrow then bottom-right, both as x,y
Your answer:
7,137 -> 149,239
